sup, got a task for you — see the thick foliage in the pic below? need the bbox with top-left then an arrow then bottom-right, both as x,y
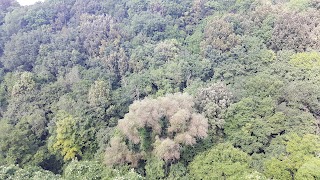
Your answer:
0,0 -> 319,179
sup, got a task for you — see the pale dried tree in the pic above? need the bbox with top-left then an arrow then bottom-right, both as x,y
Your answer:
105,93 -> 208,166
104,136 -> 139,167
196,82 -> 233,132
154,138 -> 180,162
201,17 -> 240,53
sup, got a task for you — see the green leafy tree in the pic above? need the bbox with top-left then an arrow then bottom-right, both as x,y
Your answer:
213,36 -> 275,83
0,72 -> 49,166
289,51 -> 320,69
224,97 -> 282,154
264,134 -> 320,180
1,28 -> 50,71
0,165 -> 61,180
288,0 -> 311,11
167,162 -> 189,180
63,160 -> 113,180
295,157 -> 320,180
145,157 -> 165,180
49,111 -> 81,161
113,168 -> 145,180
87,80 -> 114,122
189,143 -> 252,180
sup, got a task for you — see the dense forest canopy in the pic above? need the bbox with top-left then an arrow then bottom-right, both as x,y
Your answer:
0,0 -> 320,179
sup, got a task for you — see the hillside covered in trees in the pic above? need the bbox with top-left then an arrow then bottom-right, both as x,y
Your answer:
0,0 -> 320,179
